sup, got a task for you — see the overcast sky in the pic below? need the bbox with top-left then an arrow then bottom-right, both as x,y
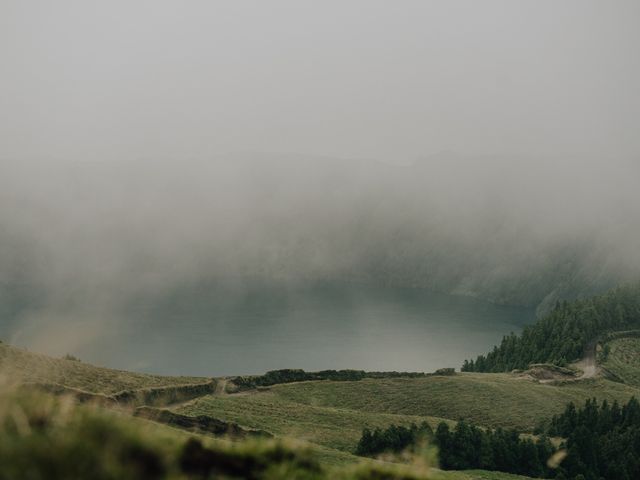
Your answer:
2,0 -> 639,162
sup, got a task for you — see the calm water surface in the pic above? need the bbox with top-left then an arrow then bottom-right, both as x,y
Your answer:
3,282 -> 534,377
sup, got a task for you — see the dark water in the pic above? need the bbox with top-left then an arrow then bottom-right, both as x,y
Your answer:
2,281 -> 534,377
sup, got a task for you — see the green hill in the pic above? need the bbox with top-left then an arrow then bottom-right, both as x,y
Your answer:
463,283 -> 640,372
0,341 -> 546,479
6,287 -> 640,480
176,374 -> 639,439
601,335 -> 640,386
174,387 -> 449,453
0,384 -> 537,480
0,342 -> 206,394
0,386 -> 449,480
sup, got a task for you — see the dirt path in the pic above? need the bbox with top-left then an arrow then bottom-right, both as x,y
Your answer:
160,378 -> 228,410
163,377 -> 243,411
214,378 -> 228,395
525,340 -> 600,383
573,340 -> 599,379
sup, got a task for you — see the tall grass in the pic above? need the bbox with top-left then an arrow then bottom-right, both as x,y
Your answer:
0,385 -> 436,479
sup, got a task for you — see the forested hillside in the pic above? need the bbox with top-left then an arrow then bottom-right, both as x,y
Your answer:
548,397 -> 640,480
354,397 -> 640,480
462,284 -> 640,372
355,421 -> 555,479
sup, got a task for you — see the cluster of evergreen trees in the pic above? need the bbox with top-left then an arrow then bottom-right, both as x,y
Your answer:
434,421 -> 555,478
355,422 -> 433,456
355,421 -> 555,478
231,368 -> 428,390
548,397 -> 640,480
462,284 -> 640,372
356,397 -> 640,480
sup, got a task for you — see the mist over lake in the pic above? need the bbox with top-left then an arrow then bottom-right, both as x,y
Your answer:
2,281 -> 533,376
3,3 -> 640,478
1,156 -> 636,377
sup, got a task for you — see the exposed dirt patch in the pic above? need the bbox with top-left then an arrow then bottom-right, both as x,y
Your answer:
514,364 -> 579,383
572,340 -> 600,379
134,406 -> 271,438
513,340 -> 603,384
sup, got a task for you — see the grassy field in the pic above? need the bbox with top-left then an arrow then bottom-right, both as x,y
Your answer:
602,337 -> 640,387
0,342 -> 543,478
179,373 -> 640,438
0,385 -> 540,480
0,342 -> 206,394
6,299 -> 640,479
7,339 -> 638,435
11,340 -> 640,479
175,389 -> 450,452
173,392 -> 544,480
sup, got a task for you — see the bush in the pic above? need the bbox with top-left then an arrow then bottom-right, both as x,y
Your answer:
230,369 -> 426,390
62,353 -> 81,362
355,423 -> 433,457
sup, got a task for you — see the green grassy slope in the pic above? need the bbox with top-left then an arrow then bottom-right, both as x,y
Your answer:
0,342 -> 205,394
261,375 -> 640,431
1,387 -> 448,480
602,336 -> 640,387
180,374 -> 640,436
0,385 -> 538,480
175,389 -> 450,453
0,342 -> 542,479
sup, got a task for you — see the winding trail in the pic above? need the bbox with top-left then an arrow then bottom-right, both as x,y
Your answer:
574,340 -> 599,379
214,378 -> 228,395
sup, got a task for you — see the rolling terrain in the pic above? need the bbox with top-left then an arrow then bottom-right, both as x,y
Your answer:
3,282 -> 640,480
4,324 -> 640,479
0,341 -> 539,479
601,335 -> 640,386
0,341 -> 206,394
194,373 -> 637,435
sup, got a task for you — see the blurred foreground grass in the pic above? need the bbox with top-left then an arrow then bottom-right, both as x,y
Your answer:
0,385 -> 439,480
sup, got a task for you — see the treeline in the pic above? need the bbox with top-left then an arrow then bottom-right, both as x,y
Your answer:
462,283 -> 640,372
435,421 -> 555,478
230,368 -> 444,390
355,420 -> 555,478
548,397 -> 640,480
355,423 -> 433,456
231,369 -> 373,389
356,397 -> 640,480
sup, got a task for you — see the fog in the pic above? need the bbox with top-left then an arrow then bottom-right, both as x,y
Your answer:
2,1 -> 640,160
1,2 -> 639,362
1,154 -> 639,359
